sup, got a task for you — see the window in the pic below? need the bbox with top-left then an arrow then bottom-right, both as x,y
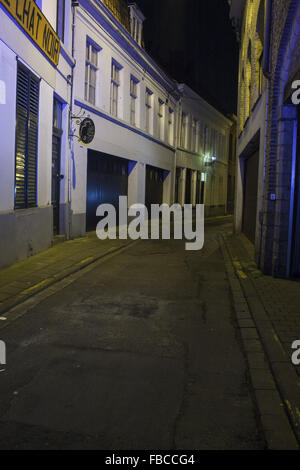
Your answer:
145,88 -> 152,133
191,118 -> 198,152
15,62 -> 40,209
158,99 -> 164,140
130,76 -> 138,126
168,108 -> 174,146
131,15 -> 141,44
180,113 -> 188,148
56,0 -> 65,42
53,98 -> 63,130
85,41 -> 99,105
110,61 -> 121,117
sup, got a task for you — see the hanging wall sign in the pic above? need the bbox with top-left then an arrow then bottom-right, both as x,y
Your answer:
79,118 -> 95,145
0,0 -> 60,66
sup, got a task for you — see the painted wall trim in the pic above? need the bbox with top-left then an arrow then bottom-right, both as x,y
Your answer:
74,99 -> 176,152
78,1 -> 180,100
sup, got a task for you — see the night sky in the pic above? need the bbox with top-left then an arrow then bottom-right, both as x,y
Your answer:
137,0 -> 239,116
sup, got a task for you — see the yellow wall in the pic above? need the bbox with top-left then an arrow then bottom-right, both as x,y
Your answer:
238,0 -> 267,133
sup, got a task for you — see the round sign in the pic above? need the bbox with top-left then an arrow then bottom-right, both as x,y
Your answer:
79,118 -> 95,145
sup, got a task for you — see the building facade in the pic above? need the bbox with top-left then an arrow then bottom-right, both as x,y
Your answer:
230,0 -> 268,257
71,0 -> 180,236
227,114 -> 237,215
176,84 -> 232,217
230,0 -> 300,278
0,0 -> 233,269
0,0 -> 74,268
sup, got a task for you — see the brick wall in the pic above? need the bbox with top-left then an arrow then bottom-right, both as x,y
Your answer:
260,0 -> 300,277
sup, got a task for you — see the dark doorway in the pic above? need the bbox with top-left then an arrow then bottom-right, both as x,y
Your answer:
195,171 -> 205,205
200,181 -> 205,204
86,150 -> 129,232
52,98 -> 63,236
145,165 -> 164,212
185,169 -> 192,204
196,171 -> 201,205
175,167 -> 181,203
242,150 -> 259,244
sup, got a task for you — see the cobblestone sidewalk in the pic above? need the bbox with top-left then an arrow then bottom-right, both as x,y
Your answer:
225,233 -> 300,368
223,231 -> 300,448
0,234 -> 133,317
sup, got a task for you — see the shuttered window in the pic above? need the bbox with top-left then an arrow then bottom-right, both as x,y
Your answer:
15,63 -> 39,209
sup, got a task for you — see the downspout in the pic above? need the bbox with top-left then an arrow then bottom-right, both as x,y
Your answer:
258,0 -> 272,268
68,1 -> 77,239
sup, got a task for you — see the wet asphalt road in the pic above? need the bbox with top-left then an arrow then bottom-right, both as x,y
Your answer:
0,219 -> 265,450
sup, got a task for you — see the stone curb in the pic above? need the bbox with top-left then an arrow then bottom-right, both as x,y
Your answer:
0,240 -> 135,319
220,234 -> 299,450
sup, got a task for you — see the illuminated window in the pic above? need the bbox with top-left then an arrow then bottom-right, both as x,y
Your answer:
110,60 -> 121,117
15,62 -> 39,209
85,40 -> 99,105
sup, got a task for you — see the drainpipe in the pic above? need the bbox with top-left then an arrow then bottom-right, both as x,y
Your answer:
258,80 -> 270,270
258,0 -> 272,269
68,1 -> 78,239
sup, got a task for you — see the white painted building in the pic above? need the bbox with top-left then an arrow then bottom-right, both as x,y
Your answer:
0,0 -> 233,269
71,0 -> 180,235
176,84 -> 233,217
0,0 -> 74,268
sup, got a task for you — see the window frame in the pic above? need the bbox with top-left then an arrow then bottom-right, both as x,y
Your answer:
130,76 -> 139,127
168,107 -> 174,146
15,61 -> 40,210
110,60 -> 122,117
158,99 -> 164,141
85,40 -> 100,105
145,88 -> 153,134
180,113 -> 188,148
56,0 -> 65,43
